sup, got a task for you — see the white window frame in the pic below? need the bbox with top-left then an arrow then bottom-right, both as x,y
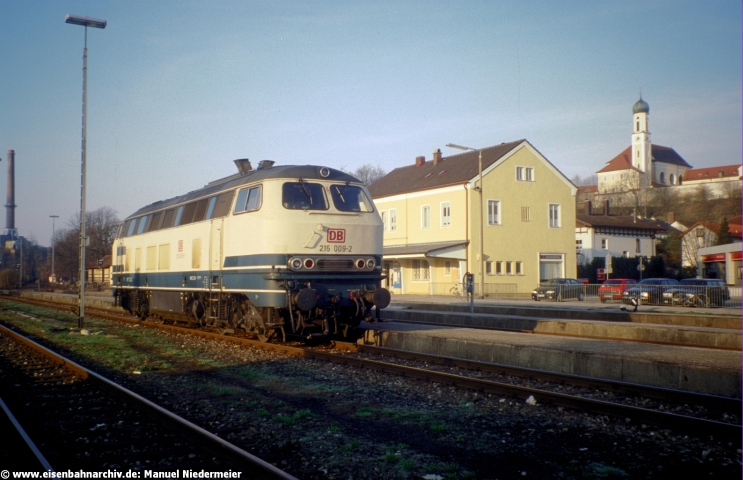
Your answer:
548,204 -> 560,228
516,166 -> 534,182
440,202 -> 451,228
444,260 -> 451,276
601,238 -> 608,250
380,210 -> 387,232
389,208 -> 397,232
421,205 -> 430,230
487,199 -> 501,226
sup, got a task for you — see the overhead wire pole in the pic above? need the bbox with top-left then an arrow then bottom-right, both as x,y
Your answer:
66,14 -> 107,328
50,215 -> 59,290
446,144 -> 485,299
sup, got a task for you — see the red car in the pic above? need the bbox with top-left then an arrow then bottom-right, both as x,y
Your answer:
598,279 -> 637,303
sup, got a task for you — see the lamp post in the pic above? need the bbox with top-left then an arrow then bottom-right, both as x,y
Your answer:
446,143 -> 485,299
50,215 -> 59,289
66,14 -> 106,328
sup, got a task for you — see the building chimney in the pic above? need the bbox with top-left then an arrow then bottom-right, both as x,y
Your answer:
432,148 -> 442,166
587,201 -> 593,215
415,155 -> 425,167
604,199 -> 610,216
667,212 -> 675,224
4,150 -> 16,237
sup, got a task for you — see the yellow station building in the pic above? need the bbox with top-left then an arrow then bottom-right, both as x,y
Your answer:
369,139 -> 577,297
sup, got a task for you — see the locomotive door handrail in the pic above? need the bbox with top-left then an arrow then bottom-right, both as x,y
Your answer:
209,219 -> 224,289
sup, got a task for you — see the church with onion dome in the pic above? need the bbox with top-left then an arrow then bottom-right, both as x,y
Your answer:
596,96 -> 693,196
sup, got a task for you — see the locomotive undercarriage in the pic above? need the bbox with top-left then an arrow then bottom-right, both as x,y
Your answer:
115,286 -> 389,342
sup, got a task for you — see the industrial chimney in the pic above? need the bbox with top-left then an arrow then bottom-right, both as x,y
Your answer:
4,150 -> 17,238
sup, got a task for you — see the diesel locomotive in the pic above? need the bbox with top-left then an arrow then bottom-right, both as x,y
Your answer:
111,159 -> 390,341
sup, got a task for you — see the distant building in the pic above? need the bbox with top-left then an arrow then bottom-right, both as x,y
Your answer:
597,97 -> 692,195
370,139 -> 577,296
696,243 -> 742,286
575,201 -> 667,264
679,217 -> 742,268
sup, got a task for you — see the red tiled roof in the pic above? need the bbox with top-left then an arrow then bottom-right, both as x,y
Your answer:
577,185 -> 598,193
681,221 -> 743,238
597,147 -> 637,173
597,145 -> 692,174
683,164 -> 742,181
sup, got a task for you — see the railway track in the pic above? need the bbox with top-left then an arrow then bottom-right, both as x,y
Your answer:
2,294 -> 741,441
0,322 -> 297,478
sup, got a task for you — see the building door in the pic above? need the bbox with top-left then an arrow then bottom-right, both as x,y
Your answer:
539,254 -> 564,283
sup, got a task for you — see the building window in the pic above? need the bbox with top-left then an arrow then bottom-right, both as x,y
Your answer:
549,204 -> 560,228
441,202 -> 451,227
521,207 -> 530,222
636,238 -> 641,253
389,209 -> 396,232
496,261 -> 503,275
516,166 -> 534,182
486,261 -> 493,275
421,205 -> 430,229
516,261 -> 523,275
623,251 -> 629,258
506,262 -> 513,275
660,172 -> 666,184
412,259 -> 430,280
380,211 -> 387,232
444,260 -> 451,276
576,239 -> 583,251
488,200 -> 501,225
670,173 -> 675,185
601,239 -> 608,249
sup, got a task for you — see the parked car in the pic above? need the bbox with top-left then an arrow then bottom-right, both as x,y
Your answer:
532,278 -> 586,302
661,278 -> 730,307
598,279 -> 638,303
622,278 -> 679,305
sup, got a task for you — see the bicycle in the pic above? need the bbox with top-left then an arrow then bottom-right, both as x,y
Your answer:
450,283 -> 466,300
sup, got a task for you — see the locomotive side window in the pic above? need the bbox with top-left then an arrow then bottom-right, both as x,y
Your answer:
193,198 -> 209,223
174,205 -> 184,226
162,209 -> 176,229
136,215 -> 149,235
282,182 -> 328,210
234,186 -> 262,213
210,191 -> 234,218
177,202 -> 198,226
330,185 -> 374,212
205,197 -> 217,219
148,212 -> 164,232
124,219 -> 136,237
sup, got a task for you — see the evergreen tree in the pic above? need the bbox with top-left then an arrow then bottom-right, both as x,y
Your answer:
716,217 -> 731,245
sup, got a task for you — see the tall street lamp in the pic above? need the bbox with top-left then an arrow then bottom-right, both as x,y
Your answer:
446,143 -> 485,299
50,215 -> 59,289
66,14 -> 106,328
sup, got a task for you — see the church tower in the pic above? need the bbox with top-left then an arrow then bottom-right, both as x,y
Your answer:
632,96 -> 651,187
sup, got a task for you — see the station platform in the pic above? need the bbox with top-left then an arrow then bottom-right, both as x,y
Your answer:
362,303 -> 742,398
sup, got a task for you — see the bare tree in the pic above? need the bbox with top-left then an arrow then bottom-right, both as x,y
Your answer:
53,207 -> 120,282
570,173 -> 598,186
722,181 -> 742,217
650,186 -> 678,214
342,164 -> 387,186
688,185 -> 715,221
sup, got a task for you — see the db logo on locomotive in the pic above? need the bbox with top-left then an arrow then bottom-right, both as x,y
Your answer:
327,228 -> 346,243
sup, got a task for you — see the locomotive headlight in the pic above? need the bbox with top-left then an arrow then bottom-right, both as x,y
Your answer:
366,259 -> 375,269
290,258 -> 302,270
356,259 -> 365,269
304,258 -> 315,269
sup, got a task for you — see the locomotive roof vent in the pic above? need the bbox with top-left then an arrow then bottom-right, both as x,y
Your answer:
234,158 -> 253,175
257,160 -> 275,170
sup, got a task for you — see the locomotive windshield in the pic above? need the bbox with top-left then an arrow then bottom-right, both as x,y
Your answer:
330,185 -> 374,212
282,182 -> 328,210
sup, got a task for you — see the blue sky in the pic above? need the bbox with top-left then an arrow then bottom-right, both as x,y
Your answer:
1,0 -> 741,246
